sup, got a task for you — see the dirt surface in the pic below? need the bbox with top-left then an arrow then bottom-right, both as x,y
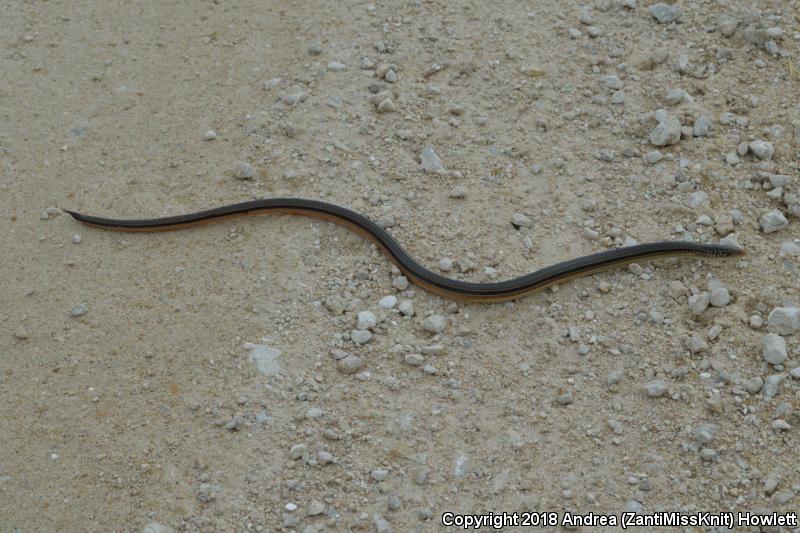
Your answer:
1,0 -> 799,531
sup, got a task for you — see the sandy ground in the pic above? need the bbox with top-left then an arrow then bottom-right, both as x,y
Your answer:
1,0 -> 799,531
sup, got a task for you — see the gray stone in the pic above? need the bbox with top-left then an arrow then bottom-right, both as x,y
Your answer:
243,343 -> 281,376
650,3 -> 682,23
142,524 -> 176,533
665,88 -> 691,106
688,292 -> 711,315
422,314 -> 447,333
357,310 -> 377,330
760,210 -> 788,233
645,380 -> 668,397
234,161 -> 257,179
351,329 -> 372,344
744,376 -> 764,394
511,213 -> 534,228
763,334 -> 787,365
289,443 -> 307,460
336,354 -> 364,374
762,374 -> 783,400
709,288 -> 730,307
749,140 -> 775,160
70,304 -> 88,317
420,146 -> 445,173
693,116 -> 711,137
768,307 -> 800,335
649,110 -> 681,146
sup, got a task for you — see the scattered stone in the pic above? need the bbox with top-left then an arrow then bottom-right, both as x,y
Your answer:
448,186 -> 467,199
398,300 -> 414,316
688,292 -> 711,315
586,26 -> 603,38
709,288 -> 730,307
687,191 -> 708,209
760,210 -> 788,234
511,213 -> 534,228
600,75 -> 623,90
70,304 -> 88,317
649,110 -> 681,146
718,15 -> 739,37
700,448 -> 718,462
307,500 -> 326,516
224,416 -> 243,431
234,161 -> 257,179
420,146 -> 445,173
351,329 -> 372,344
289,443 -> 307,460
377,99 -> 397,113
357,311 -> 377,330
142,523 -> 176,533
650,3 -> 682,24
327,60 -> 346,72
13,327 -> 28,340
772,419 -> 791,431
645,380 -> 668,397
422,315 -> 447,333
693,116 -> 711,137
379,295 -> 398,309
744,376 -> 764,394
694,423 -> 717,444
203,130 -> 217,141
762,374 -> 783,400
404,353 -> 424,366
336,354 -> 364,374
664,88 -> 691,106
763,334 -> 787,365
556,390 -> 573,405
307,43 -> 322,55
72,234 -> 82,244
245,343 -> 281,376
768,307 -> 800,335
392,276 -> 409,290
749,140 -> 775,161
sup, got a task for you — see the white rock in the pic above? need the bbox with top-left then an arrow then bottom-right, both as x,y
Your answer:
687,191 -> 709,209
336,354 -> 364,374
203,130 -> 217,140
768,307 -> 800,335
693,116 -> 711,137
762,334 -> 787,365
665,88 -> 691,105
398,300 -> 415,316
760,210 -> 788,233
645,380 -> 668,397
327,61 -> 347,72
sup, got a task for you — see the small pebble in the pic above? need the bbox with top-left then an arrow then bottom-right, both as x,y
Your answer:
649,109 -> 681,146
327,61 -> 346,72
13,327 -> 28,340
233,161 -> 257,180
289,443 -> 306,460
709,288 -> 730,307
203,130 -> 217,141
70,304 -> 88,317
404,353 -> 424,366
511,213 -> 534,228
